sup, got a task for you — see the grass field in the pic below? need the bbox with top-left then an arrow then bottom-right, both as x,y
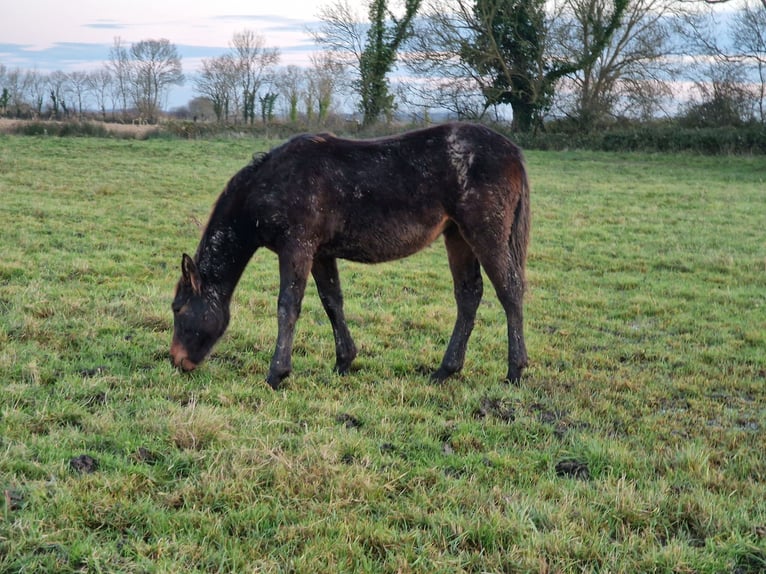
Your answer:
0,133 -> 764,573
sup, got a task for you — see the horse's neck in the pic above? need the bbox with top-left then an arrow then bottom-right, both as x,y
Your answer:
197,222 -> 253,301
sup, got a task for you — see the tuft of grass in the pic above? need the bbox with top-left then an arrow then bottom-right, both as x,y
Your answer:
0,134 -> 764,572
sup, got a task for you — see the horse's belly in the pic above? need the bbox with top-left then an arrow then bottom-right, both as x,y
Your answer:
327,215 -> 449,264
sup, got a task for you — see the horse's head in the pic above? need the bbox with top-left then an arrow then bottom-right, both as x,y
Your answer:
170,254 -> 230,371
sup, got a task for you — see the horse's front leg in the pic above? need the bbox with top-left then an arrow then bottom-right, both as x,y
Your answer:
267,248 -> 313,389
312,255 -> 357,375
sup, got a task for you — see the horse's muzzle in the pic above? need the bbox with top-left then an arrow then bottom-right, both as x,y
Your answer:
170,339 -> 197,372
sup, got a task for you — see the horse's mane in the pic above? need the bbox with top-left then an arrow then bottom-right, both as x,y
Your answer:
250,151 -> 269,169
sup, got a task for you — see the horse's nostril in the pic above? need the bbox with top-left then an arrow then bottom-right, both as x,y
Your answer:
170,339 -> 195,371
179,357 -> 197,371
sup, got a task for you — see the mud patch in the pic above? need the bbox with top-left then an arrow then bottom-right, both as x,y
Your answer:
70,454 -> 99,474
555,459 -> 590,480
4,488 -> 24,511
336,413 -> 363,429
530,403 -> 588,438
79,366 -> 108,378
474,397 -> 516,422
379,443 -> 397,454
132,447 -> 160,465
82,391 -> 108,412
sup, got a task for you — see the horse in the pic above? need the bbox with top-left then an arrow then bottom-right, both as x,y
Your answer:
170,122 -> 531,390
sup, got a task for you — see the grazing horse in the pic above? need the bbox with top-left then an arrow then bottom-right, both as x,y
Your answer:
171,122 -> 530,389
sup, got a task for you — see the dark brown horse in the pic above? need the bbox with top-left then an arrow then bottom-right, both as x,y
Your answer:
171,122 -> 530,389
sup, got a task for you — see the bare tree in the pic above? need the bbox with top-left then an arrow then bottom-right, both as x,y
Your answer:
22,70 -> 46,118
195,54 -> 238,122
312,0 -> 422,126
404,0 -> 500,119
307,52 -> 348,125
733,0 -> 766,121
129,39 -> 184,123
230,30 -> 280,124
187,96 -> 215,121
311,1 -> 367,73
87,67 -> 114,121
0,65 -> 9,117
108,37 -> 132,118
67,71 -> 90,118
0,66 -> 24,117
677,0 -> 765,123
276,65 -> 306,123
407,0 -> 630,130
680,59 -> 754,126
47,71 -> 71,119
549,0 -> 680,128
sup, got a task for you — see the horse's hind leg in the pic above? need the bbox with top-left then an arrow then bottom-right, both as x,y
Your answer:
432,226 -> 483,382
473,240 -> 527,384
312,255 -> 357,375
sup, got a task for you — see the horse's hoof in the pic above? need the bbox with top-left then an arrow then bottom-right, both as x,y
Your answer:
333,362 -> 352,376
266,373 -> 287,390
505,365 -> 525,385
430,366 -> 454,383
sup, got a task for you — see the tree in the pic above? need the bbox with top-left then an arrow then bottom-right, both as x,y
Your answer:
403,2 -> 492,119
47,71 -> 70,119
87,67 -> 114,121
549,0 -> 679,129
313,0 -> 422,126
407,0 -> 628,131
473,0 -> 628,131
680,63 -> 753,127
467,0 -> 550,130
230,30 -> 280,124
276,65 -> 305,123
108,37 -> 132,117
259,92 -> 278,123
187,97 -> 215,121
678,0 -> 766,124
0,66 -> 19,117
22,70 -> 46,118
732,0 -> 766,122
0,88 -> 8,117
67,71 -> 90,118
308,52 -> 347,125
359,0 -> 423,125
129,39 -> 184,123
192,30 -> 280,124
195,54 -> 238,122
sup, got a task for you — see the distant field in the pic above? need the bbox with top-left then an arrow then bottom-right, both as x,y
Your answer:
0,134 -> 764,573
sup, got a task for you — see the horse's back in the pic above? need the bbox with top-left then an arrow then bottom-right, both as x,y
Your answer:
244,123 -> 525,262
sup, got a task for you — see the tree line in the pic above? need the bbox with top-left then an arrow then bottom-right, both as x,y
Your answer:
1,0 -> 764,133
0,38 -> 183,124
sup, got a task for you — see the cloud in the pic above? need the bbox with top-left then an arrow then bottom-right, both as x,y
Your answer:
84,20 -> 125,30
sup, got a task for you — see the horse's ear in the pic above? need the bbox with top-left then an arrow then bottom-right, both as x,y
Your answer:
181,253 -> 202,294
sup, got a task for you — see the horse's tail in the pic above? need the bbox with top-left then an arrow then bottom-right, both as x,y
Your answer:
509,159 -> 531,292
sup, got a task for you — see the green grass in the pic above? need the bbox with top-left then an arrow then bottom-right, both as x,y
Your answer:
0,134 -> 764,573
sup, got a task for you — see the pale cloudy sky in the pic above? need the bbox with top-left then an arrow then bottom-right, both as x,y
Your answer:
0,0 -> 339,105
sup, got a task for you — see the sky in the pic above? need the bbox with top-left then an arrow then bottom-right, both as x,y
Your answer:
0,0 -> 333,107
